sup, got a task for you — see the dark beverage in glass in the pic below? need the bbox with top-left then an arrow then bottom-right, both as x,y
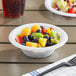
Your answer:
2,0 -> 25,18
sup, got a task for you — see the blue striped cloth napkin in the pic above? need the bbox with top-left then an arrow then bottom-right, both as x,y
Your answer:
22,54 -> 76,76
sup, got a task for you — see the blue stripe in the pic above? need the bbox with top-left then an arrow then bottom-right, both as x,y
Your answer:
30,70 -> 39,76
30,72 -> 34,76
32,71 -> 37,75
35,70 -> 39,74
33,71 -> 38,75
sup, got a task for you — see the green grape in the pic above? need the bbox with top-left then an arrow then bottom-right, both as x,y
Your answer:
51,39 -> 60,44
32,33 -> 43,38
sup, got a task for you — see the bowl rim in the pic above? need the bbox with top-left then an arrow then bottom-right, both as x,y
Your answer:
45,0 -> 76,17
9,23 -> 68,53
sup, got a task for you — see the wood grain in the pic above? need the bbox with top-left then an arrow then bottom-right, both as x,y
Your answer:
0,26 -> 75,42
25,0 -> 45,10
0,44 -> 76,62
0,0 -> 45,10
0,64 -> 47,76
0,11 -> 76,25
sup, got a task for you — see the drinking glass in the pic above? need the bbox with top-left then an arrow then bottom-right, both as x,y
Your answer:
2,0 -> 25,18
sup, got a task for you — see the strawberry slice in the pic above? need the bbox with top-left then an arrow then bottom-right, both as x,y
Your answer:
68,7 -> 76,14
50,27 -> 53,31
15,36 -> 23,44
42,29 -> 46,34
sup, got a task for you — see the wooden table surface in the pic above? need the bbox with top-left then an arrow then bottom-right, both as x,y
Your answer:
0,0 -> 76,76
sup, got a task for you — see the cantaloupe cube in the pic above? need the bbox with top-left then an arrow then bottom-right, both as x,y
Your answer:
21,28 -> 31,37
31,25 -> 41,32
26,42 -> 38,48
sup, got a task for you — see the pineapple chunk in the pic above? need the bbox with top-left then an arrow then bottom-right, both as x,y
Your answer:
39,38 -> 47,47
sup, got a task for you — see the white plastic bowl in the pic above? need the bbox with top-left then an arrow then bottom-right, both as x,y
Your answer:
9,23 -> 68,58
45,0 -> 76,17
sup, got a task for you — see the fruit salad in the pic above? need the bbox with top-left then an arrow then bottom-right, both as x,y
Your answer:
15,25 -> 60,48
52,0 -> 76,14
